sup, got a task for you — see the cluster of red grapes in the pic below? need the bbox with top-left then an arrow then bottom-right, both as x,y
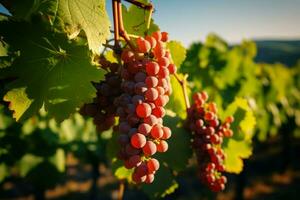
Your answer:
185,91 -> 234,192
114,31 -> 176,184
80,60 -> 122,132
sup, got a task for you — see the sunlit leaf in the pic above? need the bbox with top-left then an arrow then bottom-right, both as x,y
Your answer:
223,139 -> 252,173
122,0 -> 159,36
167,40 -> 186,68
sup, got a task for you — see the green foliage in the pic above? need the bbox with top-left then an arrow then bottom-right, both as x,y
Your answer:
0,0 -> 299,198
222,98 -> 256,140
156,114 -> 192,172
122,0 -> 159,36
165,40 -> 188,118
221,98 -> 256,173
167,40 -> 187,68
56,0 -> 111,53
25,161 -> 63,189
0,20 -> 105,122
166,76 -> 189,118
223,139 -> 252,173
142,165 -> 178,199
9,0 -> 111,53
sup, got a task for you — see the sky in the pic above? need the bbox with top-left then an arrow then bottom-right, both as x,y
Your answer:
1,0 -> 300,47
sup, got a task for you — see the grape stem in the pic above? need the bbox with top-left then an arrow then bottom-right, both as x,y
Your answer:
112,0 -> 154,52
117,1 -> 137,51
118,180 -> 125,200
124,0 -> 153,10
174,73 -> 190,110
112,0 -> 120,48
145,3 -> 154,34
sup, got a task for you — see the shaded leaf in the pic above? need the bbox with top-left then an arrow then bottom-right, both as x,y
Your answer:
10,0 -> 111,53
142,165 -> 178,199
0,20 -> 105,122
157,114 -> 192,172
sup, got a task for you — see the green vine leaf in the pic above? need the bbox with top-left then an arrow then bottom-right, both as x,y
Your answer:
0,20 -> 105,122
56,0 -> 111,53
223,139 -> 252,174
167,40 -> 187,68
222,97 -> 256,173
9,0 -> 111,54
122,0 -> 159,36
222,97 -> 256,140
167,75 -> 190,119
156,114 -> 192,172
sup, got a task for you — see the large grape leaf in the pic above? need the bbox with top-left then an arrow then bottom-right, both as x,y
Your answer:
0,20 -> 105,122
166,75 -> 190,119
56,0 -> 110,53
122,0 -> 159,36
167,40 -> 187,68
156,114 -> 192,172
221,98 -> 256,173
223,139 -> 252,174
9,0 -> 111,54
221,97 -> 256,140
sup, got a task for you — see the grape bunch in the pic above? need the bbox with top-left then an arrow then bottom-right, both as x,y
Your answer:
185,91 -> 234,192
80,59 -> 122,132
114,31 -> 176,184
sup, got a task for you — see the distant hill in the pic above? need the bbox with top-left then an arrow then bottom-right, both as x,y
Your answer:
254,40 -> 300,66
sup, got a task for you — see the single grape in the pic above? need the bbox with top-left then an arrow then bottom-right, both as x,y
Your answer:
136,103 -> 152,118
145,76 -> 158,88
147,158 -> 160,173
145,88 -> 159,101
136,37 -> 151,53
150,124 -> 164,139
168,63 -> 177,74
143,141 -> 157,156
138,123 -> 152,136
156,140 -> 168,152
146,61 -> 160,76
131,133 -> 147,148
161,126 -> 172,139
152,31 -> 162,41
161,32 -> 169,42
145,174 -> 155,184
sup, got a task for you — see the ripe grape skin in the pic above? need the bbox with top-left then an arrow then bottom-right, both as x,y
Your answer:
186,91 -> 234,191
150,124 -> 164,139
146,62 -> 160,76
143,141 -> 157,156
145,76 -> 158,88
136,103 -> 152,118
145,88 -> 159,101
156,140 -> 168,152
147,158 -> 160,173
131,133 -> 147,149
115,31 -> 174,184
136,37 -> 151,53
